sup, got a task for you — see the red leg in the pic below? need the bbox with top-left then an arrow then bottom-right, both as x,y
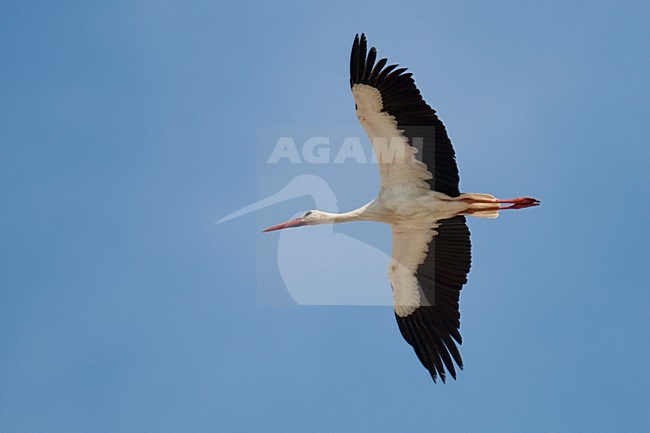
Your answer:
497,197 -> 540,210
460,196 -> 540,215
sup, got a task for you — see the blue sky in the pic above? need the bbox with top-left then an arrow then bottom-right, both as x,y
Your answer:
1,1 -> 649,432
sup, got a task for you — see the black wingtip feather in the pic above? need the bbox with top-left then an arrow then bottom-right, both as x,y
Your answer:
363,47 -> 377,81
396,308 -> 462,383
436,339 -> 457,380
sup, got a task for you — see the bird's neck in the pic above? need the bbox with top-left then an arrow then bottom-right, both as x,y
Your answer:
319,202 -> 373,225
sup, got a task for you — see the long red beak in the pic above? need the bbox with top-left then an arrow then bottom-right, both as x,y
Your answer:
262,217 -> 306,233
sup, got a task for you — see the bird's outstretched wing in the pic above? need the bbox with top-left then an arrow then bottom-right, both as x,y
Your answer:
350,33 -> 461,197
390,216 -> 471,383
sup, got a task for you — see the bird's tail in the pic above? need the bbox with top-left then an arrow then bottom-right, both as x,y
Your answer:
458,193 -> 500,219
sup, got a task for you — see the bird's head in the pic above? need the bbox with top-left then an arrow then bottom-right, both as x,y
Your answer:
262,210 -> 331,232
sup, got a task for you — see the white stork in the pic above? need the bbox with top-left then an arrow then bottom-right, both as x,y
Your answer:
263,34 -> 539,383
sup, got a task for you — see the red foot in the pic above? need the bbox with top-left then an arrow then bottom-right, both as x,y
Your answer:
498,197 -> 540,210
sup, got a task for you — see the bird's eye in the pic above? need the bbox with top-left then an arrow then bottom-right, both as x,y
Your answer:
303,211 -> 312,217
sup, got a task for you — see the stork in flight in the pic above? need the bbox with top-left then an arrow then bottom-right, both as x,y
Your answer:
263,34 -> 539,383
